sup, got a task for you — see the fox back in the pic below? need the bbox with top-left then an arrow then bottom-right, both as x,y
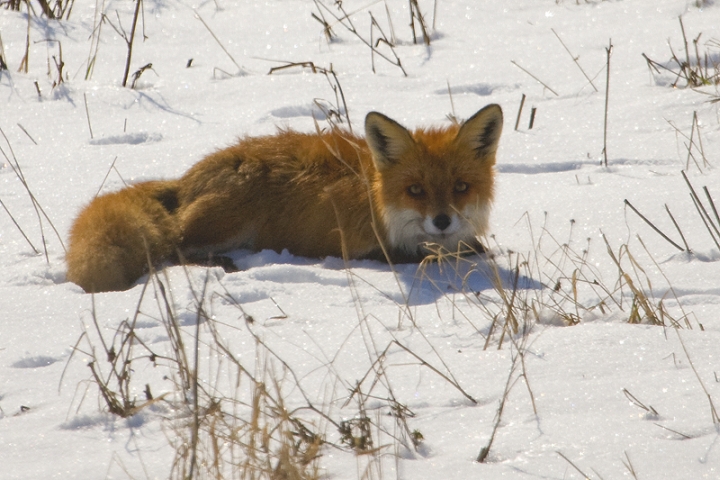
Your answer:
66,104 -> 503,292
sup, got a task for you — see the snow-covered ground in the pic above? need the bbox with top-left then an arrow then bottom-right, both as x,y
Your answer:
1,0 -> 720,478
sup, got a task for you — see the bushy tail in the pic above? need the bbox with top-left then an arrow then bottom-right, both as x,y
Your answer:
66,181 -> 181,292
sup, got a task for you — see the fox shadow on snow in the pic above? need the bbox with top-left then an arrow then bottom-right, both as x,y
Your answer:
387,256 -> 543,306
225,249 -> 542,308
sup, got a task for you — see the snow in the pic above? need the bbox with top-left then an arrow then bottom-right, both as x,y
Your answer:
1,0 -> 720,478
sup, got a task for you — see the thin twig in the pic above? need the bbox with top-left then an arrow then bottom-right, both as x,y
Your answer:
514,93 -> 526,131
689,193 -> 720,250
0,196 -> 40,254
602,39 -> 613,167
121,0 -> 142,87
194,9 -> 246,74
0,127 -> 67,255
556,451 -> 591,479
704,186 -> 720,233
551,28 -> 598,92
477,355 -> 517,462
528,107 -> 537,130
654,422 -> 692,440
314,0 -> 406,76
675,328 -> 720,424
665,204 -> 691,252
391,340 -> 477,404
624,199 -> 684,251
511,60 -> 559,96
16,124 -> 38,145
622,451 -> 639,480
693,111 -> 709,167
83,93 -> 94,139
682,171 -> 720,246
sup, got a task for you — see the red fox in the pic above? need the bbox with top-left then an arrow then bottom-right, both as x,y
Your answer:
66,104 -> 503,292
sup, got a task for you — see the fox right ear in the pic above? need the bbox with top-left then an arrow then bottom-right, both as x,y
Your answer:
365,112 -> 416,171
455,104 -> 504,161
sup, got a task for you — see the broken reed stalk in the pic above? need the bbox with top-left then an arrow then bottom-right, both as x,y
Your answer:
121,0 -> 142,87
514,93 -> 526,131
16,123 -> 38,145
624,199 -> 684,251
510,60 -> 559,96
557,451 -> 592,480
408,0 -> 430,46
682,171 -> 720,249
83,93 -> 94,139
703,186 -> 720,232
665,204 -> 691,252
551,28 -> 598,92
602,39 -> 612,167
689,194 -> 720,251
678,16 -> 691,69
528,107 -> 537,130
51,41 -> 65,87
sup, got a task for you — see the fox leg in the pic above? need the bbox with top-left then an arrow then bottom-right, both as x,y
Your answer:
66,181 -> 181,292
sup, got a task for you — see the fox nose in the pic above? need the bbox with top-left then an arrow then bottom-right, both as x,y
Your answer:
433,214 -> 451,231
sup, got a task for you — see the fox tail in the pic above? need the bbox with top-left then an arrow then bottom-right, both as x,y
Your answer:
65,181 -> 181,293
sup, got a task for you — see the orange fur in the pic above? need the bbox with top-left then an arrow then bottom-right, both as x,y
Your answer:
66,104 -> 503,292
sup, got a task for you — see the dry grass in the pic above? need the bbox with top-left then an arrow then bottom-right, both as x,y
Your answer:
643,16 -> 720,88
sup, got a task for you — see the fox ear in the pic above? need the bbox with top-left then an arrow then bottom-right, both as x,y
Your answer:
365,112 -> 416,171
455,104 -> 503,161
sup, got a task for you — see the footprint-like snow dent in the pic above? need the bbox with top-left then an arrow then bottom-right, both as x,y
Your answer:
433,83 -> 500,97
89,132 -> 162,145
60,412 -> 148,430
11,355 -> 59,368
248,264 -> 348,287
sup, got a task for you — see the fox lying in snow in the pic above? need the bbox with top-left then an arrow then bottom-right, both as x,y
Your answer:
66,104 -> 503,292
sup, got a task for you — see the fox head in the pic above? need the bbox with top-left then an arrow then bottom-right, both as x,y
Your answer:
365,104 -> 503,256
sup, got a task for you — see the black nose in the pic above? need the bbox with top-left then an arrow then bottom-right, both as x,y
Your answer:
433,214 -> 451,231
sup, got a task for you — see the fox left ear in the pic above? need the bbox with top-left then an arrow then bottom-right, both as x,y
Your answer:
365,112 -> 416,171
455,104 -> 503,161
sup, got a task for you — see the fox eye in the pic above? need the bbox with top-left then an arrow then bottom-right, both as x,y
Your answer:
408,184 -> 424,196
454,181 -> 468,193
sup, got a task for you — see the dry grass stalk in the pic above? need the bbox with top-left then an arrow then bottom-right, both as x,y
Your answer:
511,60 -> 559,96
0,127 -> 66,257
643,17 -> 720,88
551,28 -> 598,92
313,0 -> 407,76
194,8 -> 249,76
408,0 -> 430,46
602,39 -> 613,167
